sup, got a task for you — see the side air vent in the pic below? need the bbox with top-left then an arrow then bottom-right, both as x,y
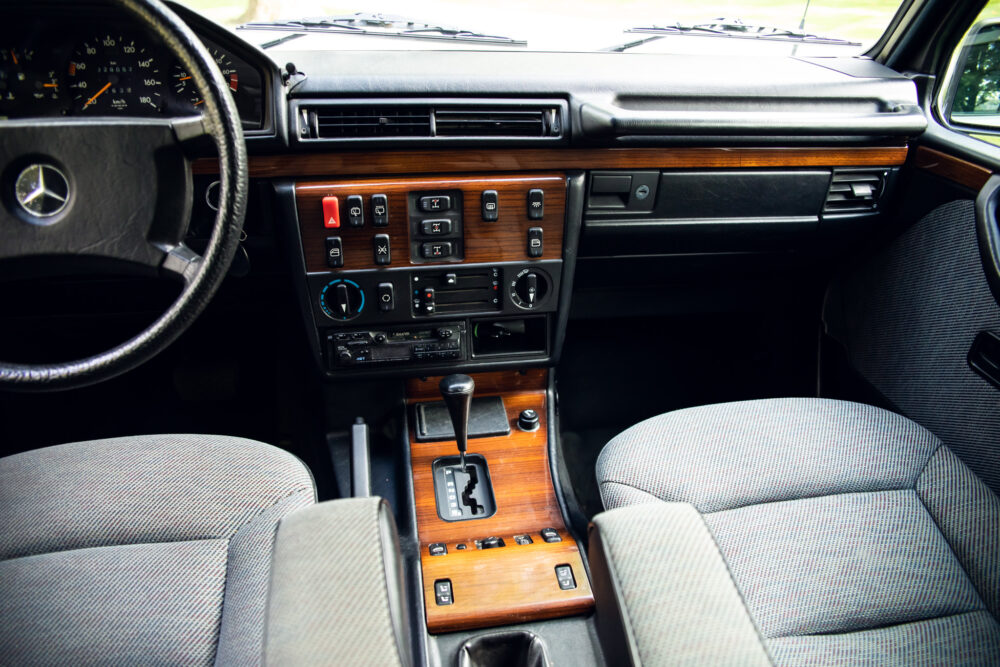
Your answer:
294,100 -> 567,143
435,108 -> 560,137
823,169 -> 888,214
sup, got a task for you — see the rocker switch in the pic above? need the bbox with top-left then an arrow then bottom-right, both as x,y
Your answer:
434,579 -> 453,605
555,565 -> 577,590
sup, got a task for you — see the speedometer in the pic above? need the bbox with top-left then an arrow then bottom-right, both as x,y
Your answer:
67,34 -> 163,113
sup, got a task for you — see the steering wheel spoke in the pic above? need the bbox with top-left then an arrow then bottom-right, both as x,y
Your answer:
159,243 -> 204,285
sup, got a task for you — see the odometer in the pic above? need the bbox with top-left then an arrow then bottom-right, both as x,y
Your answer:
68,35 -> 163,113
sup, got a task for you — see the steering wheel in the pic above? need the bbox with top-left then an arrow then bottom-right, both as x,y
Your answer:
0,0 -> 248,391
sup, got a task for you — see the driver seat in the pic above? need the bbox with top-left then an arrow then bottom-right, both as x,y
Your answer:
0,434 -> 409,665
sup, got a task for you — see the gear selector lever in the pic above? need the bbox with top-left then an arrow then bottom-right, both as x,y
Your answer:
439,373 -> 475,470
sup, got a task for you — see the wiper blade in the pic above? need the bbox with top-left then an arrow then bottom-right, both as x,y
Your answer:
239,12 -> 527,46
608,17 -> 859,51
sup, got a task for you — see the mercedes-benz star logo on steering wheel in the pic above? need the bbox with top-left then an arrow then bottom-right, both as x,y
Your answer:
15,164 -> 70,218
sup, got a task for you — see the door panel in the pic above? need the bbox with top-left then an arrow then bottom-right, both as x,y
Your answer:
825,179 -> 1000,495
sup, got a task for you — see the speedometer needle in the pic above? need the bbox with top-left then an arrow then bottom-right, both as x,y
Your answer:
84,82 -> 112,108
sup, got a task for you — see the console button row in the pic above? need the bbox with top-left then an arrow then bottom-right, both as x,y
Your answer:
428,529 -> 558,557
321,194 -> 389,229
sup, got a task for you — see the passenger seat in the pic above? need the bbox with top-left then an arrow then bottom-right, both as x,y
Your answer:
590,398 -> 1000,665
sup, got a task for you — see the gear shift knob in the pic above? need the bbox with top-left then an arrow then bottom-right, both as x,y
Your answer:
439,374 -> 474,470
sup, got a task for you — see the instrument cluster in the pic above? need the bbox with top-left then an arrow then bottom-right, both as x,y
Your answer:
0,22 -> 264,128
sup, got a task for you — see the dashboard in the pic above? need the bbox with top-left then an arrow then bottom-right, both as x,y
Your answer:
0,10 -> 265,128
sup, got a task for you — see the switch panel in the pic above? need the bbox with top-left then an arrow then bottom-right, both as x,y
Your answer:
410,190 -> 463,263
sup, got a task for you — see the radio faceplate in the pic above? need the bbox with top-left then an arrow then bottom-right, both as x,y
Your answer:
326,322 -> 467,369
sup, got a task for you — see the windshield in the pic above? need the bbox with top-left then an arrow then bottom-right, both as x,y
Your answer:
175,0 -> 905,56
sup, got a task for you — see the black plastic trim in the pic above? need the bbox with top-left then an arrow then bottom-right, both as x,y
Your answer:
974,174 -> 1000,305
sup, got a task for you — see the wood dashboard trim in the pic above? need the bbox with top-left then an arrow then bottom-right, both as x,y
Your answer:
912,146 -> 993,191
406,369 -> 594,633
194,146 -> 909,178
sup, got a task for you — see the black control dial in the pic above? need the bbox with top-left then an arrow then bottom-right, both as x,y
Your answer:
320,279 -> 365,320
509,268 -> 549,310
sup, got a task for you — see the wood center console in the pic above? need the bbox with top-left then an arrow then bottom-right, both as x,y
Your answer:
406,369 -> 594,633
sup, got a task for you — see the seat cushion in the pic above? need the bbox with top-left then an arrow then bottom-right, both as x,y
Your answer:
595,398 -> 1000,666
0,434 -> 316,666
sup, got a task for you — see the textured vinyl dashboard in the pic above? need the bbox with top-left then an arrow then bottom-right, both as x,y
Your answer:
282,50 -> 924,144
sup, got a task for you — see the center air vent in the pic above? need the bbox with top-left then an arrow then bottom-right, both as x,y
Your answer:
305,106 -> 432,139
823,170 -> 888,214
294,100 -> 566,142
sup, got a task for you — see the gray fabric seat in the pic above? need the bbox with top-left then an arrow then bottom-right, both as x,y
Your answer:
0,434 -> 316,665
593,398 -> 1000,666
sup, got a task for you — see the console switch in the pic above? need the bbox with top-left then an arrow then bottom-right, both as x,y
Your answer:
540,527 -> 561,543
482,190 -> 499,222
434,579 -> 453,605
324,237 -> 343,268
420,195 -> 451,212
377,282 -> 394,312
374,234 -> 391,265
527,189 -> 544,220
527,227 -> 543,258
346,195 -> 364,227
422,242 -> 453,259
372,194 -> 389,226
322,196 -> 340,228
429,542 -> 447,556
421,219 -> 452,236
555,564 -> 577,590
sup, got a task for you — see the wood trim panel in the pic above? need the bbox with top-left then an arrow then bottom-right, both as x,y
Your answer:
296,174 -> 565,272
195,146 -> 909,178
912,146 -> 993,191
406,369 -> 594,633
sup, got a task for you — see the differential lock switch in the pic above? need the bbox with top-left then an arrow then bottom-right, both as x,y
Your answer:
477,536 -> 506,549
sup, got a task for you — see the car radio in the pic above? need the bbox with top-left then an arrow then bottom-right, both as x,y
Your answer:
326,322 -> 467,368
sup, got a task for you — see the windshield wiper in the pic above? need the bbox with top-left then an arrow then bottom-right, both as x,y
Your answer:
239,12 -> 527,47
605,17 -> 859,52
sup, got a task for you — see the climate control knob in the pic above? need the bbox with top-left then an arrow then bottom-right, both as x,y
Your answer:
510,269 -> 549,310
320,279 -> 365,320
